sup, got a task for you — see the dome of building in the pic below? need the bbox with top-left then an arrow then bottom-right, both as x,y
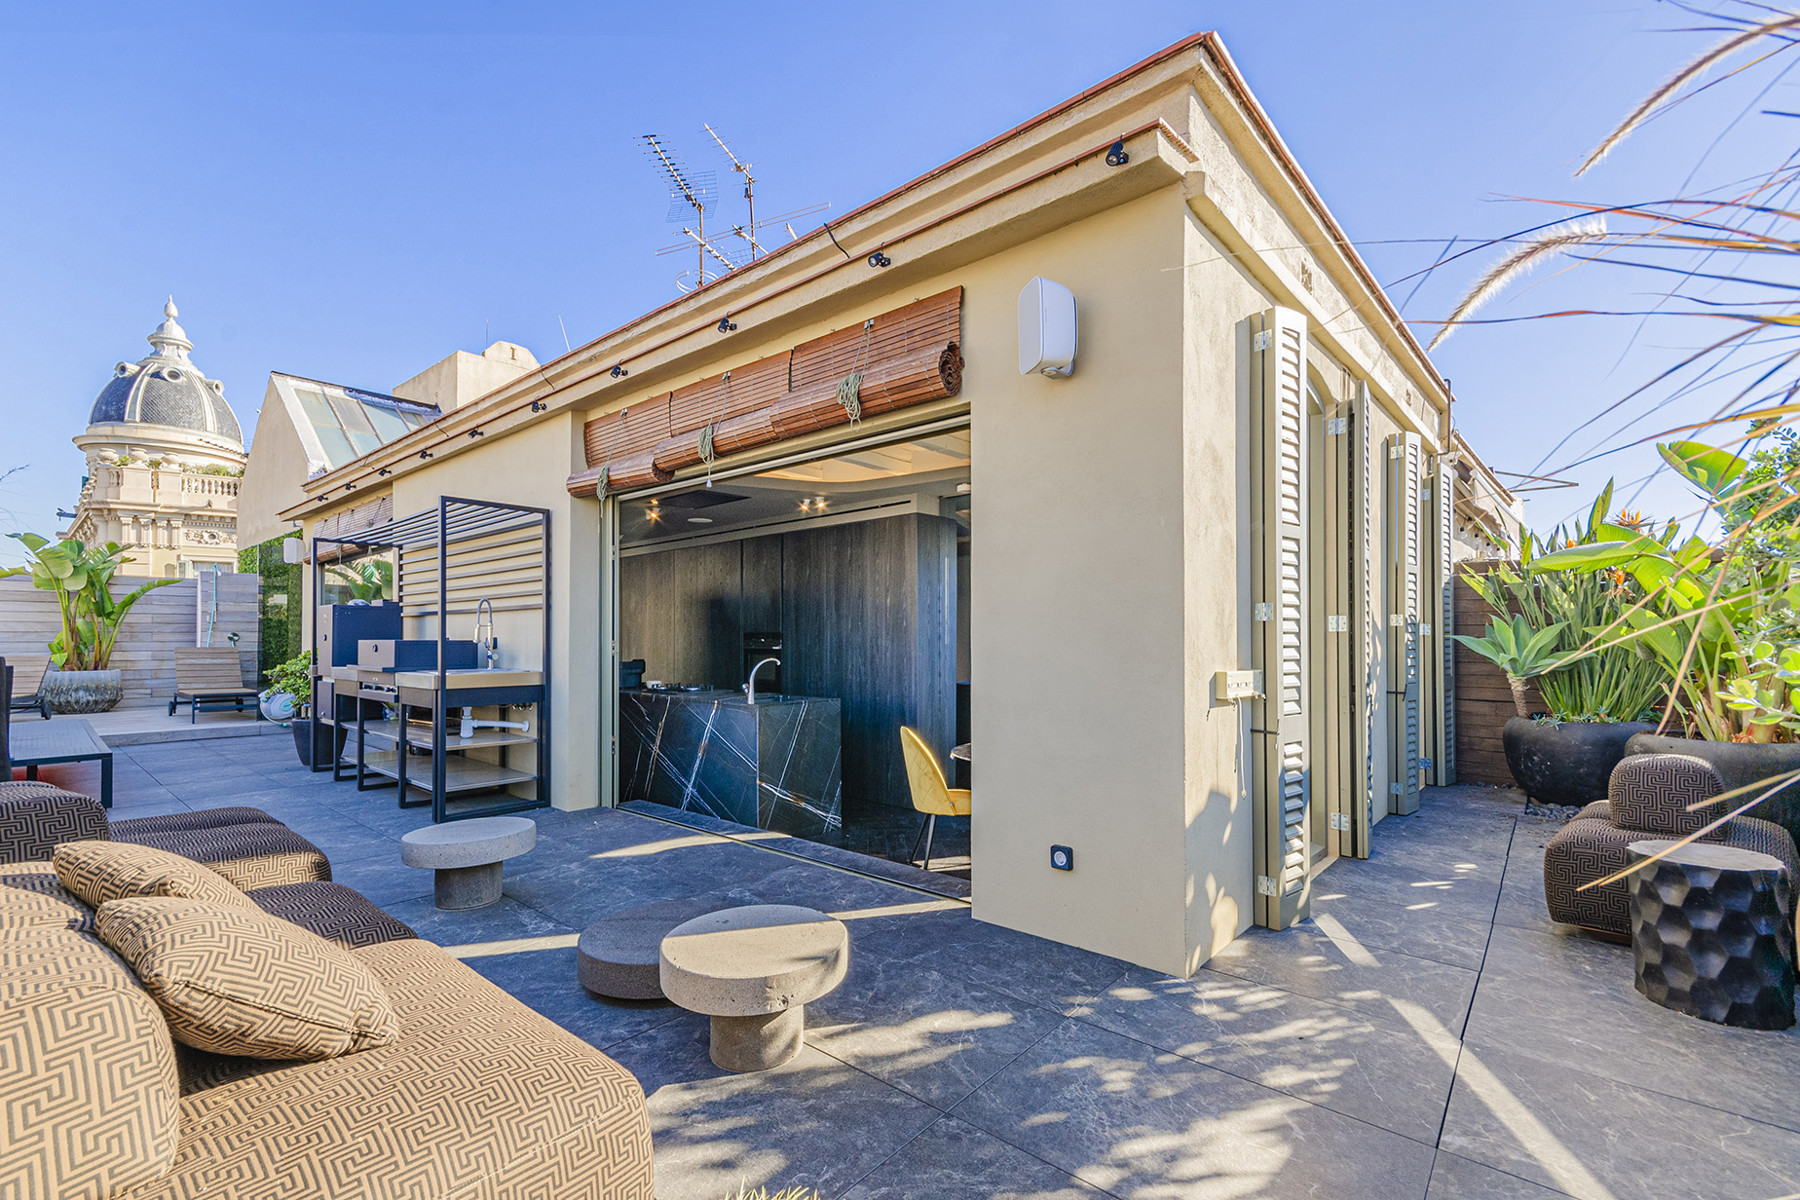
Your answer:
87,298 -> 242,446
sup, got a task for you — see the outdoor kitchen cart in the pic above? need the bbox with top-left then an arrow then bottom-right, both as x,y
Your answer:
311,495 -> 551,823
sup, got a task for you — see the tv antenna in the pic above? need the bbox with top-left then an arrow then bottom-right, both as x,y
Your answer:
643,127 -> 829,292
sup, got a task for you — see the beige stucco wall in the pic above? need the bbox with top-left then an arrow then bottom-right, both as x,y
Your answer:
238,379 -> 312,550
392,342 -> 539,413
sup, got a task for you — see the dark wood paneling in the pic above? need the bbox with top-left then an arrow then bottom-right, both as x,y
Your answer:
1453,571 -> 1543,788
619,512 -> 959,814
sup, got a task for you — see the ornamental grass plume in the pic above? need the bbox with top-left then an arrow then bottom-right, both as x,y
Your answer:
716,1188 -> 822,1200
1427,217 -> 1608,350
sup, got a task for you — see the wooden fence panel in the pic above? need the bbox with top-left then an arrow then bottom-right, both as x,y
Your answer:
1453,570 -> 1541,788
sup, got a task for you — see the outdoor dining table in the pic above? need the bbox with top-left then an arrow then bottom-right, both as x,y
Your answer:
7,717 -> 113,808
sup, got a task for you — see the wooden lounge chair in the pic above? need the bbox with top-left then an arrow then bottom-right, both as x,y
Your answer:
169,647 -> 260,723
6,656 -> 51,720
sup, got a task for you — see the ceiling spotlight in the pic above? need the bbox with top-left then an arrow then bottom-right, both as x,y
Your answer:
611,364 -> 630,378
1105,138 -> 1129,167
377,467 -> 390,477
717,316 -> 737,334
418,450 -> 433,460
344,483 -> 355,491
468,429 -> 484,438
956,482 -> 972,494
530,400 -> 547,412
687,516 -> 713,525
868,251 -> 891,269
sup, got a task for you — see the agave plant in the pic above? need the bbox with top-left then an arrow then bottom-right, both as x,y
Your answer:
1453,615 -> 1568,718
0,534 -> 180,671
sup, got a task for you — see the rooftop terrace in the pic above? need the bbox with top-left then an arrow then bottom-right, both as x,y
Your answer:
25,736 -> 1800,1200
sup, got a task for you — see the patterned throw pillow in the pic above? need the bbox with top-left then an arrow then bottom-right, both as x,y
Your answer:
0,862 -> 95,932
53,840 -> 253,911
94,896 -> 400,1060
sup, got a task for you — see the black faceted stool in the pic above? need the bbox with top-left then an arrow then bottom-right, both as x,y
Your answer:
1627,839 -> 1795,1030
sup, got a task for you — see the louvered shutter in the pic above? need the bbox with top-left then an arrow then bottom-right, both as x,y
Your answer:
1349,383 -> 1377,857
1387,432 -> 1423,815
1431,456 -> 1457,784
1252,308 -> 1312,928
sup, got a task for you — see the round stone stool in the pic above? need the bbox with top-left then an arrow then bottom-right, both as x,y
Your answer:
400,816 -> 536,910
577,897 -> 733,1000
660,904 -> 849,1072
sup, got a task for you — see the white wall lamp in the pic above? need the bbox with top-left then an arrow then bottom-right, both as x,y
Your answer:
1018,277 -> 1077,378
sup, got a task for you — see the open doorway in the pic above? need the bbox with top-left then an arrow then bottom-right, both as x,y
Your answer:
612,428 -> 972,879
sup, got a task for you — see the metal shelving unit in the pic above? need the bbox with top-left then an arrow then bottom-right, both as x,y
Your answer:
312,495 -> 552,822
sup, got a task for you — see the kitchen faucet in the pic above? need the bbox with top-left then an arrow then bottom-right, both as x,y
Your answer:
746,657 -> 780,705
474,598 -> 497,668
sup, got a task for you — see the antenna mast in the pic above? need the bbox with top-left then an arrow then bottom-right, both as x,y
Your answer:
639,133 -> 721,290
706,124 -> 757,260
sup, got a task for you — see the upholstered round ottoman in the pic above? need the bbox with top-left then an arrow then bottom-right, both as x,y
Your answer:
577,897 -> 733,1000
659,905 -> 849,1072
400,816 -> 535,910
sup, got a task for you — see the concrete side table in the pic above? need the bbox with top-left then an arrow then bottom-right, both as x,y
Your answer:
1628,839 -> 1795,1030
660,904 -> 849,1072
400,816 -> 536,910
577,897 -> 732,1000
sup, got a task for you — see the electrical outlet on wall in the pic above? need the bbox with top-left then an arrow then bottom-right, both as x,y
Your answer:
1050,845 -> 1073,871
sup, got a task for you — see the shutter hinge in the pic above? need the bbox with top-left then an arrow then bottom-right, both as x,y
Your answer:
1253,330 -> 1273,351
1254,602 -> 1274,622
1420,757 -> 1435,771
1327,615 -> 1347,633
1325,417 -> 1347,435
1330,812 -> 1350,831
1388,614 -> 1406,627
1421,622 -> 1432,636
1390,444 -> 1402,459
1389,782 -> 1405,795
1256,874 -> 1280,897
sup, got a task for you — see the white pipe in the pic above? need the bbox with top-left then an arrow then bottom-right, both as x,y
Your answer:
459,715 -> 531,739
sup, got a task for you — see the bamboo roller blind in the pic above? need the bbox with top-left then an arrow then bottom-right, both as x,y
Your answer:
569,287 -> 963,497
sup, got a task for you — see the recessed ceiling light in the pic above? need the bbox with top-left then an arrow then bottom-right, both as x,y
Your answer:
956,482 -> 972,493
687,517 -> 713,524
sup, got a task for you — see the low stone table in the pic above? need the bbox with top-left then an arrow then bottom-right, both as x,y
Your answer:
400,816 -> 536,910
577,897 -> 732,1000
660,905 -> 849,1072
1628,839 -> 1795,1030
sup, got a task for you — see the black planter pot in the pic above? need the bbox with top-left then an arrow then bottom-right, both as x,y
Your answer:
1622,733 -> 1800,846
292,717 -> 347,770
1503,718 -> 1656,808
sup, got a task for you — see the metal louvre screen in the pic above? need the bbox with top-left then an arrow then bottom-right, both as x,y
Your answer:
1387,432 -> 1423,815
1252,308 -> 1312,929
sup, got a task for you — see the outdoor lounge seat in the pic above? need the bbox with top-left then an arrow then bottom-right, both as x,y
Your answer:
5,657 -> 51,720
168,646 -> 260,723
1543,752 -> 1799,938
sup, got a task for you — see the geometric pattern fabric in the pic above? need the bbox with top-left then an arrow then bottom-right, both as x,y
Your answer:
246,881 -> 416,949
53,840 -> 252,911
111,824 -> 331,892
0,782 -> 109,863
94,897 -> 400,1061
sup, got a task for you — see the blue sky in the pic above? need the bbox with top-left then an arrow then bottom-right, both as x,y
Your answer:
0,1 -> 1785,563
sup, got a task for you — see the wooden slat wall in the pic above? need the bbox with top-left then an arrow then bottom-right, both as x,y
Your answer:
1453,569 -> 1543,788
575,288 -> 963,498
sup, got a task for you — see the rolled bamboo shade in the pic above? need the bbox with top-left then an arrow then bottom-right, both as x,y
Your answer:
570,287 -> 962,497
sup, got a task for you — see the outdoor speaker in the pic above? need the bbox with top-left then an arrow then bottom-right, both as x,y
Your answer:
1018,276 -> 1076,378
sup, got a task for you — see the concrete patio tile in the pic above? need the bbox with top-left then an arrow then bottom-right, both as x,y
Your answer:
606,1010 -> 943,1200
718,860 -> 932,916
382,893 -> 573,948
103,789 -> 190,818
461,945 -> 688,1051
327,852 -> 435,909
1313,855 -> 1503,921
950,1018 -> 1437,1200
1083,965 -> 1459,1144
804,950 -> 1066,1110
1465,923 -> 1800,1134
1439,1039 -> 1800,1200
842,1115 -> 1106,1199
847,907 -> 1132,1017
1426,1151 -> 1574,1198
1305,888 -> 1496,971
1206,923 -> 1480,1035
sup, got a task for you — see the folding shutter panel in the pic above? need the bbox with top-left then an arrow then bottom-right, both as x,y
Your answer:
1418,473 -> 1441,786
1320,398 -> 1353,861
1431,456 -> 1457,785
1252,308 -> 1311,928
1387,432 -> 1423,815
1349,383 -> 1376,858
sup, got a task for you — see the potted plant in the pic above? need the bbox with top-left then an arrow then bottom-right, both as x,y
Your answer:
266,651 -> 343,768
1533,436 -> 1800,843
1457,488 -> 1667,806
0,533 -> 179,713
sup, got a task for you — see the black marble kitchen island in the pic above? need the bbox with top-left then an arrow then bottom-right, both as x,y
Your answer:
619,690 -> 843,838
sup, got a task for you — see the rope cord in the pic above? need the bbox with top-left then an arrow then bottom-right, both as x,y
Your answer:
700,370 -> 730,486
838,319 -> 875,425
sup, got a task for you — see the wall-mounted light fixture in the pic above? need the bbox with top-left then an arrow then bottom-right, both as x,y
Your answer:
344,483 -> 355,491
610,364 -> 630,378
468,429 -> 484,439
868,251 -> 891,269
377,467 -> 390,477
717,316 -> 737,334
418,450 -> 433,460
1105,138 -> 1129,167
1018,277 -> 1077,378
530,400 -> 547,412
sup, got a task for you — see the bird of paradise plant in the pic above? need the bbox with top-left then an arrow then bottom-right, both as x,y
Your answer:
0,534 -> 181,670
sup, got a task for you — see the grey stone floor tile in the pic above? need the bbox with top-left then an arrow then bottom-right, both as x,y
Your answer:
1440,1039 -> 1800,1200
606,1011 -> 942,1200
718,860 -> 929,916
951,1018 -> 1437,1199
1313,856 -> 1503,921
1465,924 -> 1800,1133
460,945 -> 687,1050
103,789 -> 189,817
1082,965 -> 1459,1143
327,854 -> 435,909
1206,923 -> 1479,1034
381,894 -> 572,948
1426,1151 -> 1575,1198
1306,888 -> 1495,971
804,951 -> 1065,1110
843,1115 -> 1106,1199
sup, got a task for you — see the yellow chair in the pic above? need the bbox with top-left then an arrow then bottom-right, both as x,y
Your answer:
899,726 -> 971,871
